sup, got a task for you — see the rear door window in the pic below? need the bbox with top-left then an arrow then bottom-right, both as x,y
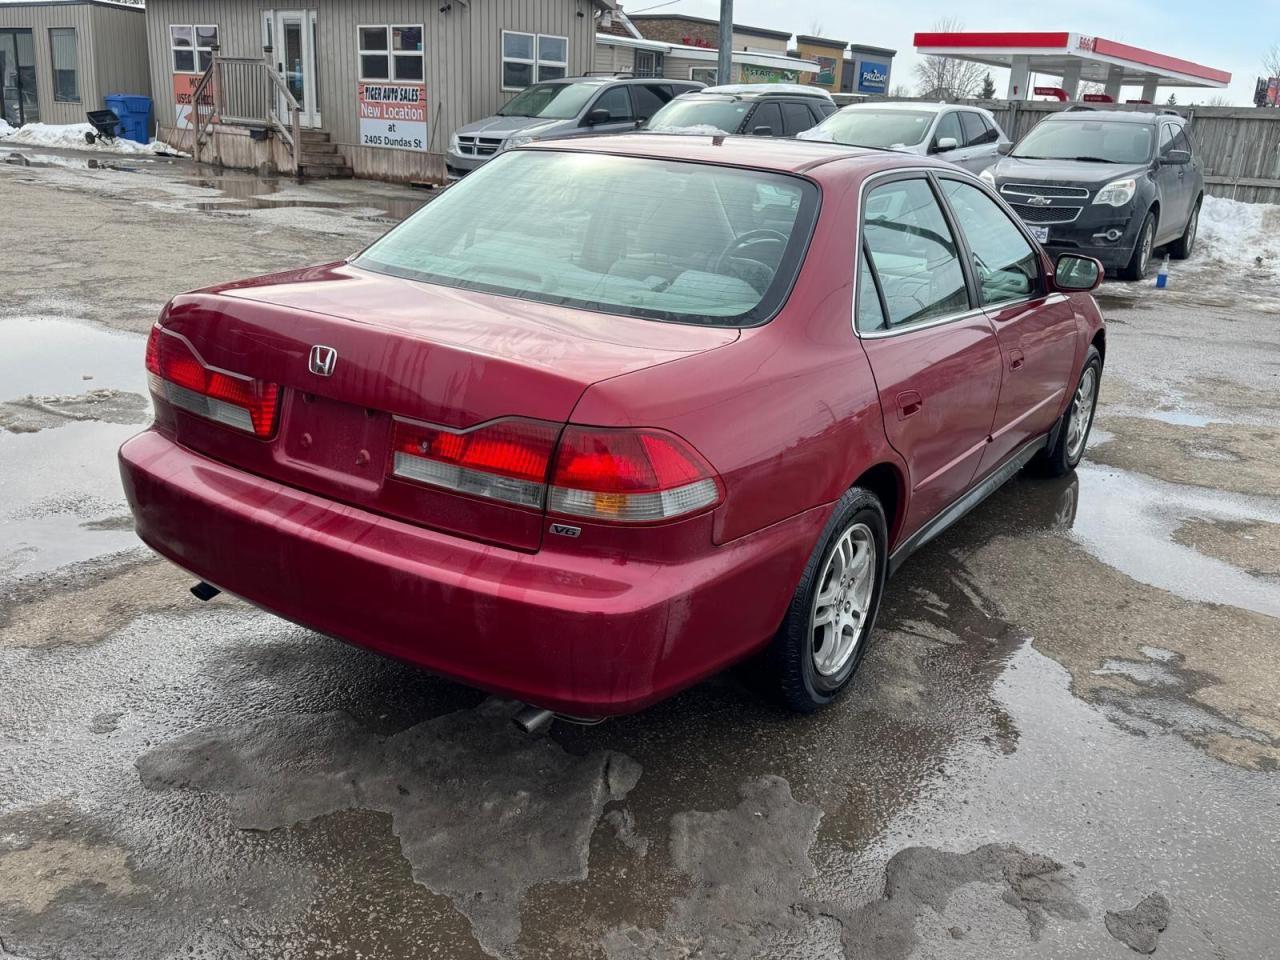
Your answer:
633,83 -> 673,122
749,102 -> 783,136
862,178 -> 970,326
960,111 -> 997,146
781,101 -> 816,136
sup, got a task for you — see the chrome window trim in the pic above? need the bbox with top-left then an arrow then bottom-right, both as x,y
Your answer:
851,166 -> 1051,340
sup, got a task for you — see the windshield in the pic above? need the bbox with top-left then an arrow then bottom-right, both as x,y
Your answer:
646,97 -> 750,135
799,109 -> 935,148
496,82 -> 601,119
355,150 -> 818,327
1012,120 -> 1154,164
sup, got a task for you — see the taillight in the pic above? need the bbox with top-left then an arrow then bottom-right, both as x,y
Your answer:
549,427 -> 721,523
146,325 -> 280,439
388,418 -> 723,524
391,417 -> 559,508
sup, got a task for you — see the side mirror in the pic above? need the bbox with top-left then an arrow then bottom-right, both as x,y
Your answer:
1054,254 -> 1103,292
583,107 -> 611,126
931,136 -> 959,153
996,141 -> 1013,156
751,125 -> 774,136
1163,148 -> 1191,165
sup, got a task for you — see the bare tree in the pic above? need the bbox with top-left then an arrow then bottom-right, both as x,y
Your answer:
888,83 -> 913,99
1203,95 -> 1234,107
1265,42 -> 1280,77
808,20 -> 824,37
914,17 -> 986,99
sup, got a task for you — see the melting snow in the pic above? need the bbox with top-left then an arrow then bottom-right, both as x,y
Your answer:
1195,195 -> 1280,281
0,121 -> 187,157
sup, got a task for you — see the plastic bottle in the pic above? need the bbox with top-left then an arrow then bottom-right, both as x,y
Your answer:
1155,255 -> 1170,289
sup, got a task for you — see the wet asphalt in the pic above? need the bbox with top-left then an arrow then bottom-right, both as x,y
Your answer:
1,147 -> 1278,960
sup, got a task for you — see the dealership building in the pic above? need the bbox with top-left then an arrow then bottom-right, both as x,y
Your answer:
142,0 -> 613,182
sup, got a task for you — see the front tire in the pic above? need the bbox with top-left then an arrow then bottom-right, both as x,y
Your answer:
1119,212 -> 1155,281
766,487 -> 888,713
1033,345 -> 1102,477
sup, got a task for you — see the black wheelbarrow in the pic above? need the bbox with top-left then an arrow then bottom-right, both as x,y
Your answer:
84,109 -> 121,145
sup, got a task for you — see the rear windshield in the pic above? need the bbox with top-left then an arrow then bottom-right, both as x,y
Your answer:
1012,120 -> 1155,164
646,97 -> 751,135
800,109 -> 935,148
355,150 -> 818,327
496,82 -> 601,119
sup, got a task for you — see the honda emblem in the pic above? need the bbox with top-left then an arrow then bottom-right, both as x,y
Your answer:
308,345 -> 338,377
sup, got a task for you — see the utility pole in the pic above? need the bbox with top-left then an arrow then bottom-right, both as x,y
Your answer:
717,0 -> 732,84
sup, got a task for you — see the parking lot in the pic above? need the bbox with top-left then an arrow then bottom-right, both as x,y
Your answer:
1,146 -> 1278,960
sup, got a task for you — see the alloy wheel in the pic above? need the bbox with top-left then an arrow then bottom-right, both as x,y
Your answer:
1066,366 -> 1097,462
811,522 -> 876,678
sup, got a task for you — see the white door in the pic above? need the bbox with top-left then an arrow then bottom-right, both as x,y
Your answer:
265,10 -> 320,127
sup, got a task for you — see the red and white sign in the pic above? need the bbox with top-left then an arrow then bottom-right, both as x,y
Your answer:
358,82 -> 427,151
174,73 -> 216,129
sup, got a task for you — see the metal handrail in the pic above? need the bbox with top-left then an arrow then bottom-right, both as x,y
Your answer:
188,57 -> 216,164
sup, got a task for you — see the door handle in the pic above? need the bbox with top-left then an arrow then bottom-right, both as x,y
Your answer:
1009,350 -> 1026,371
896,390 -> 923,420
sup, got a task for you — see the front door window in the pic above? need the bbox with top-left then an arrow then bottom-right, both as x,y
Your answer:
0,29 -> 39,127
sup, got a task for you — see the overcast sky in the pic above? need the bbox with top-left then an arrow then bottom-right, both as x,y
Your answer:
631,0 -> 1274,105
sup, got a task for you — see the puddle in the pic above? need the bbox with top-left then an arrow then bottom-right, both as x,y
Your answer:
0,317 -> 147,399
1068,462 -> 1280,618
0,148 -> 148,173
189,194 -> 427,221
1143,409 -> 1219,427
0,319 -> 147,580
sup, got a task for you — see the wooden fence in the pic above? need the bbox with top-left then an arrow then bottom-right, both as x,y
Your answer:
831,97 -> 1280,204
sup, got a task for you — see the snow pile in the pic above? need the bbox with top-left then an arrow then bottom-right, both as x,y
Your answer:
0,122 -> 187,157
1196,195 -> 1280,281
647,124 -> 731,137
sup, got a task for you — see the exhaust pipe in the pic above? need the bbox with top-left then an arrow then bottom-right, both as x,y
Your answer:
513,706 -> 556,735
190,581 -> 221,602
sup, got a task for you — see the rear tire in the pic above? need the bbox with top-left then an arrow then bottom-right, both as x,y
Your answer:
766,487 -> 888,713
1119,212 -> 1155,281
1169,197 -> 1201,260
1032,345 -> 1102,477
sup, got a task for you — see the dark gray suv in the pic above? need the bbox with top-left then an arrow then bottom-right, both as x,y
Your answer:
447,76 -> 704,177
980,110 -> 1204,280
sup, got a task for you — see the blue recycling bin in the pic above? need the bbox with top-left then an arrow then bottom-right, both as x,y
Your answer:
104,94 -> 153,144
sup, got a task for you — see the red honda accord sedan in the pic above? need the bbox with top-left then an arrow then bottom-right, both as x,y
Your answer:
120,134 -> 1104,717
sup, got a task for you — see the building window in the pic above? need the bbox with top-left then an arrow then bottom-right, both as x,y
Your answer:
690,67 -> 718,85
501,31 -> 568,90
358,25 -> 423,82
49,28 -> 78,102
171,24 -> 218,73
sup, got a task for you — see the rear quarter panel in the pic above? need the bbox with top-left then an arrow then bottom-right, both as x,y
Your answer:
569,161 -> 904,546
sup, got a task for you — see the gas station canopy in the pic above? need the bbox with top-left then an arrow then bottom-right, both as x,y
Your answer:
913,31 -> 1231,102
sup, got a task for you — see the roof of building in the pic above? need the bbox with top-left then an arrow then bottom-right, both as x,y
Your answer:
628,12 -> 792,41
846,43 -> 897,58
794,35 -> 847,49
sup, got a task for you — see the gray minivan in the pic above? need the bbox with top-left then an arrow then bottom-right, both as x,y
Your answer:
447,76 -> 704,177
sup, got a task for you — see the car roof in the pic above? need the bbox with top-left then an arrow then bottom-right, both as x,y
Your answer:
523,131 -> 961,176
1043,109 -> 1176,124
688,83 -> 835,102
546,75 -> 702,87
838,101 -> 947,114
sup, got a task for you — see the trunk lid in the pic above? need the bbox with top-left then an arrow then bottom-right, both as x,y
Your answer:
157,262 -> 737,551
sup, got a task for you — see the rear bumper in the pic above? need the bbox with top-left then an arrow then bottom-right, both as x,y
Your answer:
119,429 -> 826,716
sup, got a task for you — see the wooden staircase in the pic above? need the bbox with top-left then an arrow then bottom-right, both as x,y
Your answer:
298,130 -> 352,179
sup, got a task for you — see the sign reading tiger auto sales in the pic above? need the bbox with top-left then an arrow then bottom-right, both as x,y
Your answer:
358,82 -> 428,151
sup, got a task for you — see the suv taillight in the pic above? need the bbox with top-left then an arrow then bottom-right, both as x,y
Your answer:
389,418 -> 722,523
145,325 -> 281,439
